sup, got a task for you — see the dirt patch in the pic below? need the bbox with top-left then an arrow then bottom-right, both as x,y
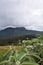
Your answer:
0,46 -> 10,50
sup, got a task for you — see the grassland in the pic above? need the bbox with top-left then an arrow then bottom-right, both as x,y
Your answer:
0,37 -> 43,65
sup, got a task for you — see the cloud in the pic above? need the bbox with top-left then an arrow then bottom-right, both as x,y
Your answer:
0,0 -> 43,31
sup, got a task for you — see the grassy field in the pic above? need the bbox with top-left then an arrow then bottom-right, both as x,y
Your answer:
0,46 -> 22,58
0,38 -> 43,65
0,48 -> 8,59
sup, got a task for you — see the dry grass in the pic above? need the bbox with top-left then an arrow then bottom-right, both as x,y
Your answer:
0,46 -> 10,50
0,46 -> 22,50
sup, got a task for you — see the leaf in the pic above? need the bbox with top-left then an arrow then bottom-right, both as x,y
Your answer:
22,61 -> 39,65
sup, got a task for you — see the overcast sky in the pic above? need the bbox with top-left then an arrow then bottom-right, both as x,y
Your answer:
0,0 -> 43,31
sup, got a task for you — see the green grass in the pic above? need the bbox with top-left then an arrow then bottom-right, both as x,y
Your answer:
0,48 -> 8,59
0,37 -> 43,65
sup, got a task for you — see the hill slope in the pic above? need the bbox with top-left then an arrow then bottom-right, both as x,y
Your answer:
0,27 -> 43,40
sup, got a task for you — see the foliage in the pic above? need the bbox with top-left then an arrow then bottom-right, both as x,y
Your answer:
0,37 -> 43,65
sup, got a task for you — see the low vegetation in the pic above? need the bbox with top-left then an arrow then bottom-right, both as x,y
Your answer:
0,35 -> 43,65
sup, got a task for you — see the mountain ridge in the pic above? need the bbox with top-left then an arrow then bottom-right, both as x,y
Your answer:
0,27 -> 43,40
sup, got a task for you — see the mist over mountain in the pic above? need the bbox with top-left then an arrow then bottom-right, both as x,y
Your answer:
0,0 -> 43,31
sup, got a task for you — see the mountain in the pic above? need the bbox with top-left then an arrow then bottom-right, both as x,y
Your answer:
0,27 -> 43,40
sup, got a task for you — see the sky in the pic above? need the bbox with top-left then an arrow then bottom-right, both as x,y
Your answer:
0,0 -> 43,31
